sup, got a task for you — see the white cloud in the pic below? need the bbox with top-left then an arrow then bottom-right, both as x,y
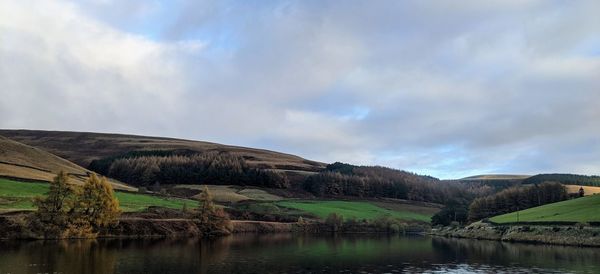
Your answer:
0,0 -> 599,179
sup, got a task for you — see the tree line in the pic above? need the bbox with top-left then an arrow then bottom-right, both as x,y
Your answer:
468,182 -> 568,222
523,174 -> 600,187
91,151 -> 290,188
303,163 -> 486,205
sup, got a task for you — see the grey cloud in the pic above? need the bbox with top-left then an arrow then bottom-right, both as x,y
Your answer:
0,0 -> 599,179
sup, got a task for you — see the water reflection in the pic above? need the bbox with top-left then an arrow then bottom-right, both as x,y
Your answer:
0,235 -> 599,273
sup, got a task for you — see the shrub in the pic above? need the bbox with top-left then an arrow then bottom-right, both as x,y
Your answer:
297,216 -> 306,225
325,213 -> 344,231
372,215 -> 403,233
344,217 -> 358,226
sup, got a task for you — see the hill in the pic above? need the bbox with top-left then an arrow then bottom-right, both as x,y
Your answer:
0,136 -> 134,191
460,174 -> 531,180
490,195 -> 600,224
523,174 -> 600,186
0,130 -> 326,174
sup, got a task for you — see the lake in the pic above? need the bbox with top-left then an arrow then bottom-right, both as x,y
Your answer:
1,234 -> 599,273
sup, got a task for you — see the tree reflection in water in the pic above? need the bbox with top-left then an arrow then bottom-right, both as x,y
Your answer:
0,235 -> 599,273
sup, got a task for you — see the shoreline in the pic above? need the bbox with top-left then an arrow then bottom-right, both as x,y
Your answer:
429,222 -> 600,248
0,214 -> 427,241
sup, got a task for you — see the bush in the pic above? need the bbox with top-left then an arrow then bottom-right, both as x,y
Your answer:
372,215 -> 403,233
325,213 -> 344,231
344,217 -> 359,226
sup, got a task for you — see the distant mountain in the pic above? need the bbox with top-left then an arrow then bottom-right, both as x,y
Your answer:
0,135 -> 134,191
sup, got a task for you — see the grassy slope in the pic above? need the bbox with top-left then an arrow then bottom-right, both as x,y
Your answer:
0,178 -> 197,212
0,136 -> 135,191
490,195 -> 600,223
175,185 -> 283,203
276,200 -> 433,222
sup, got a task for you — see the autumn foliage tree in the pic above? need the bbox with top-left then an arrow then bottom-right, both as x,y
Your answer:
33,172 -> 121,238
195,186 -> 232,236
33,171 -> 77,238
71,174 -> 121,235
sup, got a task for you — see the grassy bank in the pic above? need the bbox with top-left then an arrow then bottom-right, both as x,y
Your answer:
276,200 -> 433,222
490,195 -> 600,224
0,178 -> 198,212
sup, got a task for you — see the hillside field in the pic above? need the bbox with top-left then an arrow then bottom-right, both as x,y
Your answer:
490,194 -> 600,223
0,178 -> 197,213
276,200 -> 434,222
565,185 -> 600,196
174,185 -> 283,203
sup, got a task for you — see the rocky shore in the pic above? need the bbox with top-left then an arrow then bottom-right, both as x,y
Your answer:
430,222 -> 600,247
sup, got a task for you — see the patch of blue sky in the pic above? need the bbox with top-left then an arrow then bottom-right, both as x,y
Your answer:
377,145 -> 498,180
293,85 -> 371,121
570,37 -> 600,57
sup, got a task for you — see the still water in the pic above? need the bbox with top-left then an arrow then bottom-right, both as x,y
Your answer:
1,234 -> 599,274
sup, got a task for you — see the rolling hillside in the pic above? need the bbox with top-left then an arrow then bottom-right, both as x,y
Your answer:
490,195 -> 600,224
0,136 -> 135,191
0,130 -> 326,174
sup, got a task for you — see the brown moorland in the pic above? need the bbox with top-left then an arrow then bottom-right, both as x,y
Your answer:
0,136 -> 135,191
0,130 -> 326,175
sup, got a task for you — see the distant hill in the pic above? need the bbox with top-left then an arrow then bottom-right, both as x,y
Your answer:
450,174 -> 530,192
0,130 -> 326,174
460,174 -> 531,180
523,174 -> 600,187
0,136 -> 134,191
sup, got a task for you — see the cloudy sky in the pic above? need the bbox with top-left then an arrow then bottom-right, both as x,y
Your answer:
1,0 -> 599,179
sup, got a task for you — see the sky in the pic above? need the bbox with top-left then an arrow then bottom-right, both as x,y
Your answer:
1,0 -> 599,179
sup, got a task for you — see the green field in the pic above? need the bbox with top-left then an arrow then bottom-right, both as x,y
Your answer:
0,178 -> 198,212
276,200 -> 433,222
490,195 -> 600,223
